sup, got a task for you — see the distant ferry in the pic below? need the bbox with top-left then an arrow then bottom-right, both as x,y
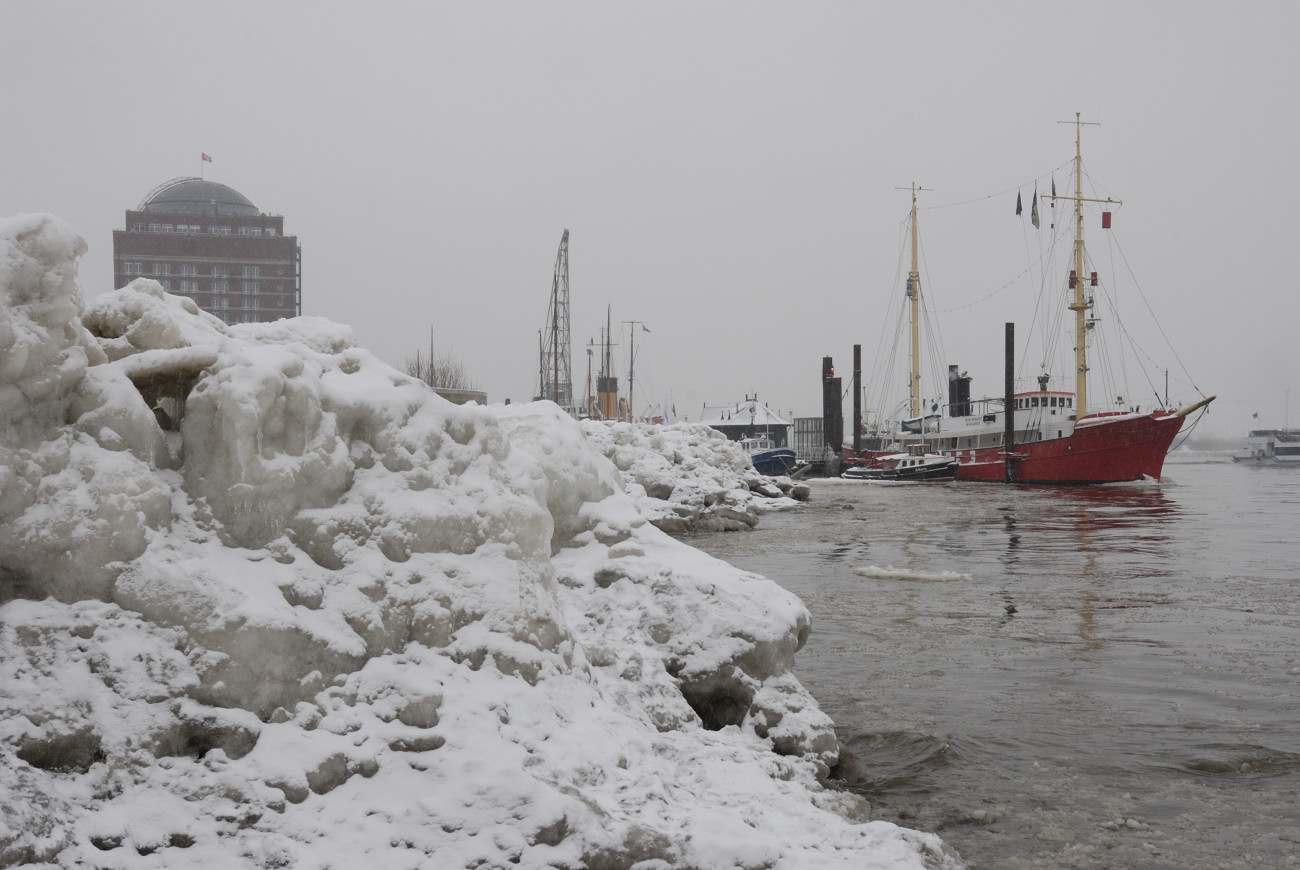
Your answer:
1232,429 -> 1300,464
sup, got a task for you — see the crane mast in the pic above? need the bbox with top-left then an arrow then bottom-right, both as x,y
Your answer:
538,229 -> 574,412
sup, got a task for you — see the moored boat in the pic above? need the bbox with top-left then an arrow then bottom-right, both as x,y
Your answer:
740,436 -> 798,476
842,446 -> 955,482
700,397 -> 798,476
845,115 -> 1214,484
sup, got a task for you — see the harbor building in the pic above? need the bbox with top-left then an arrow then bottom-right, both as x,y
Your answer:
112,178 -> 301,323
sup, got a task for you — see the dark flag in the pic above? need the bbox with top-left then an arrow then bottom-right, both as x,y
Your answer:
1031,185 -> 1040,228
1016,192 -> 1023,216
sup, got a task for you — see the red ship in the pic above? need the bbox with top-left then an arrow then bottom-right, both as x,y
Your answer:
844,115 -> 1214,484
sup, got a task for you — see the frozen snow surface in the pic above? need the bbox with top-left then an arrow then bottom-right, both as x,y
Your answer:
0,214 -> 962,869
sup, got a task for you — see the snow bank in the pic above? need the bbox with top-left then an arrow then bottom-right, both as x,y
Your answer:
580,419 -> 810,533
0,214 -> 961,869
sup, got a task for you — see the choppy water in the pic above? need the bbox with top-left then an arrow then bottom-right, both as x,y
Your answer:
692,452 -> 1300,869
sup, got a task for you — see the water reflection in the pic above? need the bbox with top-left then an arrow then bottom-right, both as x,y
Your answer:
692,467 -> 1300,869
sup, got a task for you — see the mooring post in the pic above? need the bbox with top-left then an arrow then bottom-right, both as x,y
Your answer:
853,344 -> 862,458
1004,323 -> 1015,484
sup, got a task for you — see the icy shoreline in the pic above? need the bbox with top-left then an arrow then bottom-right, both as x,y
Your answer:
0,214 -> 960,869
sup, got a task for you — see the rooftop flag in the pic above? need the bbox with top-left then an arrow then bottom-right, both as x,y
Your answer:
1016,191 -> 1023,216
1031,185 -> 1040,229
202,153 -> 213,163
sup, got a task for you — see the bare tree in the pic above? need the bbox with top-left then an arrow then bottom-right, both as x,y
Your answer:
402,344 -> 477,391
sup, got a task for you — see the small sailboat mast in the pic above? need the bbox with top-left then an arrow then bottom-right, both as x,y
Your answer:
1054,113 -> 1117,415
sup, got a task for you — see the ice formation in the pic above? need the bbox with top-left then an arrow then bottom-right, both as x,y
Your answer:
0,214 -> 961,869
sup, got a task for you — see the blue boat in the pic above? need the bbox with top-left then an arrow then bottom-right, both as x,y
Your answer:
741,436 -> 798,476
699,397 -> 797,476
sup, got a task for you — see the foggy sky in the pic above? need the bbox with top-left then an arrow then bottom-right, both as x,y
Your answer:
5,1 -> 1298,439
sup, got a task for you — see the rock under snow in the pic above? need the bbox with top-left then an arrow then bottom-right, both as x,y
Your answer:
0,213 -> 962,869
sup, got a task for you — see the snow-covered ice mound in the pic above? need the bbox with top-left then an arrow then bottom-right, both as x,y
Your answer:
581,420 -> 810,534
0,214 -> 961,869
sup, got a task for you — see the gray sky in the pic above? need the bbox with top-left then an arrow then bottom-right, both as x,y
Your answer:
5,1 -> 1297,438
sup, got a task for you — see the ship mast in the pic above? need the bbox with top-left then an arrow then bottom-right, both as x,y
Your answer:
900,183 -> 930,419
1051,114 -> 1118,415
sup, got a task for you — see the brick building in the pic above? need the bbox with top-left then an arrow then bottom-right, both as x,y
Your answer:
112,178 -> 301,323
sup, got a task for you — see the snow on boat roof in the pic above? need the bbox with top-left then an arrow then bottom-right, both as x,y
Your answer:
698,398 -> 792,427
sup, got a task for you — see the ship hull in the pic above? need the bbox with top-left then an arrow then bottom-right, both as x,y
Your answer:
751,448 -> 797,476
955,412 -> 1185,484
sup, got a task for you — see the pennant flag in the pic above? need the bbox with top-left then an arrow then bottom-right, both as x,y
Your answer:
642,324 -> 651,333
202,153 -> 213,163
1016,192 -> 1023,216
1031,185 -> 1040,229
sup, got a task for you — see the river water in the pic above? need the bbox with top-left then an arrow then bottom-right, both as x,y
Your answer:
691,452 -> 1300,869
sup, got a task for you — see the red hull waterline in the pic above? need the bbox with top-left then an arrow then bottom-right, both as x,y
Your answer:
954,412 -> 1185,484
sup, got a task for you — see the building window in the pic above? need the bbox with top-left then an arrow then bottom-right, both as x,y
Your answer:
179,280 -> 198,293
243,312 -> 259,323
239,226 -> 263,236
158,279 -> 171,291
212,296 -> 228,310
148,223 -> 161,232
242,265 -> 260,278
182,264 -> 197,276
132,223 -> 146,232
152,263 -> 170,276
242,297 -> 260,310
210,226 -> 231,235
125,262 -> 143,275
265,228 -> 276,237
242,281 -> 259,295
212,264 -> 229,278
212,280 -> 228,294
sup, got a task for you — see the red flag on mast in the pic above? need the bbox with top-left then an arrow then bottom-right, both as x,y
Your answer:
202,153 -> 212,163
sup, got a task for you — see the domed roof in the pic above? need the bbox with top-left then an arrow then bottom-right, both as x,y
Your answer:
139,178 -> 260,217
